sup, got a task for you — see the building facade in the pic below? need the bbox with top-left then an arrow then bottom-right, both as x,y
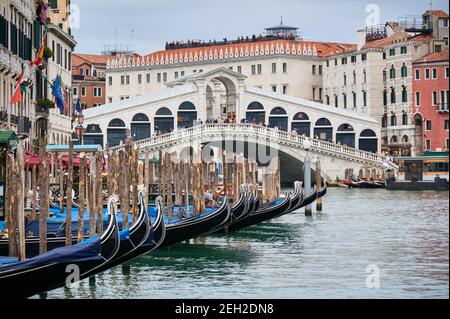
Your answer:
322,10 -> 449,157
72,53 -> 110,109
1,0 -> 77,147
412,48 -> 449,153
105,24 -> 355,105
0,0 -> 35,143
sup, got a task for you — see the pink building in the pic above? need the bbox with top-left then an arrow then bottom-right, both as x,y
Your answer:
412,48 -> 449,153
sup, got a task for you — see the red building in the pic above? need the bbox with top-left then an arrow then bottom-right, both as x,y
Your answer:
413,48 -> 449,154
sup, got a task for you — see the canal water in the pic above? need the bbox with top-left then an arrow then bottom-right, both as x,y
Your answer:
44,188 -> 448,299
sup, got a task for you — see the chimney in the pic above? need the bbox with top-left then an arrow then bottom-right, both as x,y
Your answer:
357,29 -> 367,50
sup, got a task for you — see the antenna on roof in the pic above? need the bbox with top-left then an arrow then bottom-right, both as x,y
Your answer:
429,0 -> 433,10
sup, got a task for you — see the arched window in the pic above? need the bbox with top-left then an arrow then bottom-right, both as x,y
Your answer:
108,118 -> 126,127
390,113 -> 397,126
336,124 -> 355,147
401,135 -> 409,143
314,118 -> 333,141
269,107 -> 288,131
390,135 -> 398,143
246,102 -> 265,124
391,88 -> 396,103
402,112 -> 408,126
359,129 -> 378,153
315,118 -> 332,126
382,113 -> 387,128
131,113 -> 151,141
292,112 -> 310,136
155,107 -> 174,134
84,124 -> 104,146
155,107 -> 173,116
270,107 -> 287,115
402,86 -> 408,103
401,63 -> 407,78
107,118 -> 126,146
178,102 -> 197,128
293,112 -> 309,121
390,65 -> 396,79
132,113 -> 150,122
247,102 -> 264,110
337,124 -> 354,131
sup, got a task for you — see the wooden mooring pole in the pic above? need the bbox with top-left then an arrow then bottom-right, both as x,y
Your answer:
316,159 -> 323,212
78,154 -> 86,243
65,141 -> 73,246
38,139 -> 49,254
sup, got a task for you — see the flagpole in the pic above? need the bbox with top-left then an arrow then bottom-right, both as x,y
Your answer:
7,104 -> 11,130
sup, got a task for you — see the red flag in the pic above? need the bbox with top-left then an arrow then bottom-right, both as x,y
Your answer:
9,70 -> 25,105
33,33 -> 47,66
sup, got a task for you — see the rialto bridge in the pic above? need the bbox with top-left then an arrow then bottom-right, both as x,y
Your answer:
82,68 -> 394,182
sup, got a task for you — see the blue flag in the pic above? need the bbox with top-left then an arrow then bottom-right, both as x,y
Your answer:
75,97 -> 82,113
51,74 -> 65,113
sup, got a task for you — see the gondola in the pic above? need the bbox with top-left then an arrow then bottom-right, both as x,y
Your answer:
96,194 -> 165,272
226,193 -> 292,232
336,177 -> 360,188
352,178 -> 385,189
204,189 -> 246,235
0,196 -> 120,299
317,182 -> 328,198
297,185 -> 319,209
283,181 -> 304,214
148,196 -> 230,248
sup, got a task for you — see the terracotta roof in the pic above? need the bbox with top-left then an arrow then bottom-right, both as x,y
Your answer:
409,33 -> 434,42
72,53 -> 112,66
362,32 -> 434,49
141,40 -> 356,61
429,10 -> 449,18
413,48 -> 449,64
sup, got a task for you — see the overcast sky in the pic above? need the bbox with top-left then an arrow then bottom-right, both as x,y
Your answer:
71,0 -> 448,55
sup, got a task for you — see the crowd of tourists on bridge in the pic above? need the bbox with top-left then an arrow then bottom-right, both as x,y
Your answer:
165,33 -> 297,51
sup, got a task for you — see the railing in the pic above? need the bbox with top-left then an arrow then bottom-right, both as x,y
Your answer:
111,123 -> 389,166
436,103 -> 449,112
17,116 -> 31,135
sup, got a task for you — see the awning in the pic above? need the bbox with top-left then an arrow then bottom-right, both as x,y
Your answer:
46,144 -> 103,153
0,130 -> 19,149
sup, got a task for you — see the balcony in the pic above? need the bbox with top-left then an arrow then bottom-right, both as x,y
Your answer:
389,104 -> 396,113
436,103 -> 449,113
0,45 -> 24,75
17,116 -> 31,135
398,15 -> 432,33
400,77 -> 408,86
365,25 -> 387,42
35,105 -> 51,119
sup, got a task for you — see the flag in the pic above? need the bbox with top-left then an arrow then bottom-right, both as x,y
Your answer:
33,33 -> 47,66
8,70 -> 25,105
75,97 -> 82,114
52,74 -> 65,113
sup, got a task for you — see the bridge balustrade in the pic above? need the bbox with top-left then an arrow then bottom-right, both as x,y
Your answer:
110,123 -> 389,166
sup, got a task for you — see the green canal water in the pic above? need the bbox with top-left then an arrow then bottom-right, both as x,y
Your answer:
44,188 -> 449,299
